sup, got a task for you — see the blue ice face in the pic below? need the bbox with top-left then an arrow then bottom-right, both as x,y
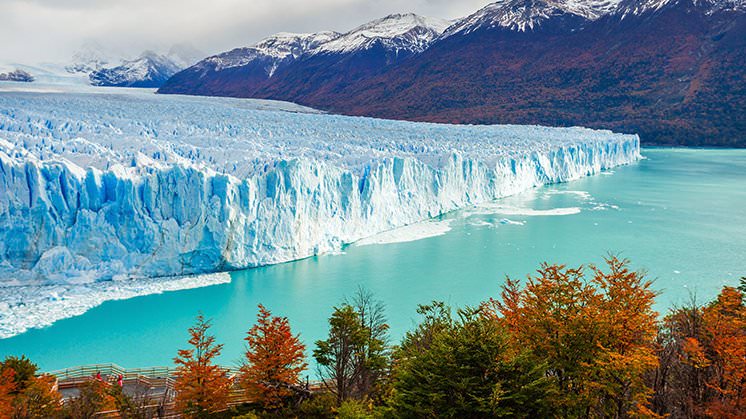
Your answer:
0,89 -> 639,286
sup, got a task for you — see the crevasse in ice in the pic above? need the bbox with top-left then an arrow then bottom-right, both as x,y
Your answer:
0,90 -> 641,285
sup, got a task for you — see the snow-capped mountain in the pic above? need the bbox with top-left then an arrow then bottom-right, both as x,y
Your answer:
200,31 -> 340,76
316,13 -> 451,54
65,43 -> 205,88
444,0 -> 620,34
615,0 -> 746,17
89,51 -> 182,88
65,41 -> 119,74
158,13 -> 449,97
158,1 -> 745,146
0,69 -> 34,82
173,13 -> 448,78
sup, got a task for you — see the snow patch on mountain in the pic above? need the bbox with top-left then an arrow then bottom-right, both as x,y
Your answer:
185,13 -> 450,79
615,0 -> 746,18
64,43 -> 205,87
202,31 -> 340,75
65,41 -> 120,75
445,0 -> 622,33
316,13 -> 452,54
89,51 -> 182,87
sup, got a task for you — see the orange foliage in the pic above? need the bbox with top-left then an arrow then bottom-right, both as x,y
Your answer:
174,314 -> 232,418
701,287 -> 746,418
488,256 -> 660,417
681,337 -> 711,369
0,369 -> 15,418
13,374 -> 62,418
240,304 -> 307,409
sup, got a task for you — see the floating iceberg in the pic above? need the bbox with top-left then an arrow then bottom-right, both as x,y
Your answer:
0,90 -> 640,287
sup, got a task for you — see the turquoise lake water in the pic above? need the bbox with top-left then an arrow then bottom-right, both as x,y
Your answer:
1,148 -> 744,372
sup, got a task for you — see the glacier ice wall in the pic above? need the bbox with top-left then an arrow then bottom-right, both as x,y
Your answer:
0,91 -> 640,285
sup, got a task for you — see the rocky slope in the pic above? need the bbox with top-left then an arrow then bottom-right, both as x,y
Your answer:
159,0 -> 746,146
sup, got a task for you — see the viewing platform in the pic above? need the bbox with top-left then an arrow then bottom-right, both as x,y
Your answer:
44,363 -> 320,417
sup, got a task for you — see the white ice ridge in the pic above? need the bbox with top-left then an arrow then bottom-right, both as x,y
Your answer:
0,272 -> 231,339
0,89 -> 641,286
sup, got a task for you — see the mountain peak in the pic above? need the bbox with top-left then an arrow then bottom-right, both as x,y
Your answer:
254,31 -> 342,59
167,43 -> 205,68
445,0 -> 621,34
615,0 -> 746,18
67,41 -> 120,74
316,13 -> 452,54
202,31 -> 341,73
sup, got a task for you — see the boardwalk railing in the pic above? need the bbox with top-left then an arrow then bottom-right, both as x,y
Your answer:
47,363 -> 182,391
45,363 -> 320,417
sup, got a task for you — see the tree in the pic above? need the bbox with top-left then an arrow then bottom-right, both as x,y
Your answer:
392,303 -> 553,418
63,379 -> 115,419
0,356 -> 37,394
346,287 -> 390,401
0,369 -> 16,418
653,287 -> 746,418
314,305 -> 368,403
700,287 -> 746,417
12,374 -> 62,419
590,257 -> 660,418
649,297 -> 708,417
108,384 -> 158,419
314,290 -> 390,404
489,256 -> 660,417
240,304 -> 307,410
174,314 -> 231,418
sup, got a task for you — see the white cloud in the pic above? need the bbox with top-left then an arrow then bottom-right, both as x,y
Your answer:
0,0 -> 492,64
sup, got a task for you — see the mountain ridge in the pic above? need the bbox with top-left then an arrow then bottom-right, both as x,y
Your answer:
158,0 -> 746,146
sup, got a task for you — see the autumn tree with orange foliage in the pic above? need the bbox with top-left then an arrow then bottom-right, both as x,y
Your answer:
174,314 -> 232,418
700,287 -> 746,417
653,286 -> 746,418
0,369 -> 15,418
64,378 -> 116,418
240,304 -> 307,410
13,374 -> 62,418
487,256 -> 660,418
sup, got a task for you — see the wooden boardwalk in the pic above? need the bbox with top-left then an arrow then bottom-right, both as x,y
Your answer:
48,363 -> 241,418
46,363 -> 321,418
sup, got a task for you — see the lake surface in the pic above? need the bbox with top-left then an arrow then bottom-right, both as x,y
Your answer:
1,148 -> 744,372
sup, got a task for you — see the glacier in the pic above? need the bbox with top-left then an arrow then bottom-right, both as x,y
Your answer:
0,88 -> 639,335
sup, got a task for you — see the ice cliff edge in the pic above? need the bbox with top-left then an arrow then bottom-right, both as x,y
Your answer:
0,91 -> 640,285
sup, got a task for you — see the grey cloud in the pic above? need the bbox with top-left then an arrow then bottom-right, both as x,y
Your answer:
0,0 -> 492,64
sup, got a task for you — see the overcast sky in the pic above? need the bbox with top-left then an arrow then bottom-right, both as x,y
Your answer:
1,0 -> 493,64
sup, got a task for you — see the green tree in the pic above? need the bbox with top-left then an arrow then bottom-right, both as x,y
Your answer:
314,305 -> 368,403
346,287 -> 390,401
392,303 -> 552,418
314,295 -> 389,404
337,399 -> 375,419
107,384 -> 156,419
